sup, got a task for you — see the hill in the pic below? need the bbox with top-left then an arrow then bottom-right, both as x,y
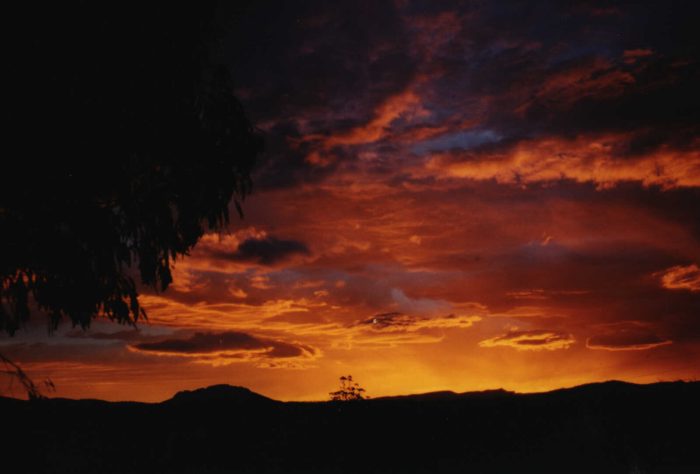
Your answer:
165,384 -> 277,405
1,380 -> 698,473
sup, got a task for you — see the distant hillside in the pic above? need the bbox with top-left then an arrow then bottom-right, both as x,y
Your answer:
165,384 -> 277,405
372,387 -> 515,401
2,380 -> 698,473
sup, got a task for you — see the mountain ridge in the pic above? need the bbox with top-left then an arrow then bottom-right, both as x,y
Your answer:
2,379 -> 696,405
3,379 -> 698,473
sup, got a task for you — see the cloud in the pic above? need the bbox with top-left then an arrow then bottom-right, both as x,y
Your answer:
218,1 -> 417,189
586,322 -> 672,351
130,331 -> 317,365
133,331 -> 264,354
515,57 -> 636,115
169,264 -> 208,293
4,1 -> 700,403
357,312 -> 480,332
231,236 -> 310,265
65,329 -> 144,341
174,230 -> 310,270
424,133 -> 700,189
390,288 -> 452,316
658,264 -> 700,292
137,293 -> 330,332
622,49 -> 653,64
411,129 -> 501,154
479,330 -> 575,351
319,90 -> 423,148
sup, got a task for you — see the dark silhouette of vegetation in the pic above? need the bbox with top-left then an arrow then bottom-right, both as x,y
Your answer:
2,4 -> 263,334
329,375 -> 368,401
0,354 -> 54,400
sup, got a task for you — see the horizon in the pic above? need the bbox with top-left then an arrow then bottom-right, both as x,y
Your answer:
2,1 -> 700,404
2,376 -> 696,404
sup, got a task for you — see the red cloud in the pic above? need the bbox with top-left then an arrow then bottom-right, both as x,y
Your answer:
302,88 -> 423,165
515,57 -> 635,115
658,264 -> 700,292
622,49 -> 654,64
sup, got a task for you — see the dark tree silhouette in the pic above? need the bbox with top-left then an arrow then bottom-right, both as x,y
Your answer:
1,4 -> 263,334
329,375 -> 368,401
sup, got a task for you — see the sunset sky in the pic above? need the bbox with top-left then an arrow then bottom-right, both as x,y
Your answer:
2,0 -> 699,402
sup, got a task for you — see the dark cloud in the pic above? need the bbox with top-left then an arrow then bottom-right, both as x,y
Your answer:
399,1 -> 700,169
221,1 -> 700,194
132,331 -> 312,359
520,8 -> 696,142
250,121 -> 339,190
200,0 -> 700,204
360,312 -> 410,329
195,235 -> 310,266
356,312 -> 479,332
65,329 -> 143,341
0,340 -> 144,365
219,1 -> 414,121
217,1 -> 417,189
587,322 -> 672,351
231,236 -> 310,265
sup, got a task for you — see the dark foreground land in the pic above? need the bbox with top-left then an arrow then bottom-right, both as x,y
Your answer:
2,380 -> 698,473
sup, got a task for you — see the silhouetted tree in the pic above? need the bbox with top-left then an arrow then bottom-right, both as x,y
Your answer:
329,375 -> 368,401
1,4 -> 263,334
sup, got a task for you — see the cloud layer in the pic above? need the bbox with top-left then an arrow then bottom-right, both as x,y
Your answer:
479,330 -> 575,351
3,1 -> 699,402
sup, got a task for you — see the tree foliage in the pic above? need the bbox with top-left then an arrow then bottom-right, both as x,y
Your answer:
1,4 -> 263,334
329,375 -> 368,401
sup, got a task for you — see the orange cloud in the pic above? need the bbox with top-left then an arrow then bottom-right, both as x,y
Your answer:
658,264 -> 700,292
426,133 -> 700,188
323,90 -> 422,147
299,88 -> 425,166
479,330 -> 575,351
139,293 -> 326,332
505,290 -> 589,301
169,264 -> 208,293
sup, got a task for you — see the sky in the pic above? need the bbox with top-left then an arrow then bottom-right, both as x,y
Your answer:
2,0 -> 700,402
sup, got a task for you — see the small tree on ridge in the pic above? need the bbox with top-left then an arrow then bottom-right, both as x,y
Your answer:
329,375 -> 368,401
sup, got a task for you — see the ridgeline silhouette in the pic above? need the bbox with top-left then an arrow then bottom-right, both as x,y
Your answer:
2,4 -> 263,334
1,380 -> 698,473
